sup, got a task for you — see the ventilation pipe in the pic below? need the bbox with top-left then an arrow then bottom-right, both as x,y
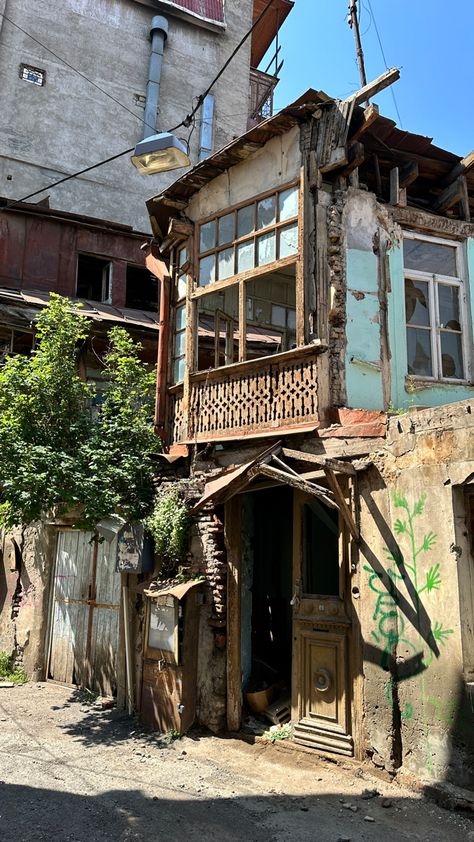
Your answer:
143,15 -> 169,141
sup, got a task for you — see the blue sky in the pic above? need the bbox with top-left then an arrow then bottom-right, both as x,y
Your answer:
267,0 -> 473,156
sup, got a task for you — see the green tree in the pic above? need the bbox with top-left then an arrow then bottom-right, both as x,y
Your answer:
0,294 -> 159,529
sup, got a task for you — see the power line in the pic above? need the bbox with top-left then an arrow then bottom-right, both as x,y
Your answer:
2,0 -> 278,211
365,0 -> 403,128
0,12 -> 159,138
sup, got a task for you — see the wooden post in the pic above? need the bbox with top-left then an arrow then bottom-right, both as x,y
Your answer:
225,497 -> 242,731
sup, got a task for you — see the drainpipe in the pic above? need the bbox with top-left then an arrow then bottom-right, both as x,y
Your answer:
146,251 -> 171,442
143,16 -> 169,141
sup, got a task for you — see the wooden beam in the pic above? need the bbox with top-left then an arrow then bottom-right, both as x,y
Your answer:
349,103 -> 379,143
250,463 -> 338,509
432,175 -> 469,214
281,447 -> 356,475
439,150 -> 474,188
399,161 -> 419,188
346,67 -> 400,107
390,167 -> 407,208
341,142 -> 365,176
323,466 -> 360,542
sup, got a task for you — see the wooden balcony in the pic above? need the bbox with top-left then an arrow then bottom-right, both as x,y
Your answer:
247,67 -> 278,129
168,344 -> 326,444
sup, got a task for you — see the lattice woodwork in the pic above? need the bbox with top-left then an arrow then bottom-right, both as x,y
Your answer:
169,348 -> 320,443
169,389 -> 186,443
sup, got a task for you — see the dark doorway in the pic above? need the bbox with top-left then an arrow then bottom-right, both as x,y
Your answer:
241,486 -> 293,707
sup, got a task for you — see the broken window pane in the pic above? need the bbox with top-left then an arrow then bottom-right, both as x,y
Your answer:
405,279 -> 430,326
279,222 -> 298,258
257,231 -> 276,266
406,327 -> 432,377
217,213 -> 234,246
236,240 -> 254,273
200,220 -> 216,252
174,357 -> 185,383
438,284 -> 461,330
197,287 -> 239,370
278,186 -> 298,221
256,195 -> 276,230
245,265 -> 296,359
237,204 -> 254,238
199,254 -> 215,286
176,304 -> 186,332
403,239 -> 457,276
217,247 -> 234,280
440,332 -> 464,379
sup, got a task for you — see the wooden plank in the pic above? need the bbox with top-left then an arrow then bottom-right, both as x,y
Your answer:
225,497 -> 242,732
345,67 -> 400,107
252,463 -> 338,509
439,150 -> 474,188
341,142 -> 365,177
296,164 -> 305,346
281,447 -> 356,475
390,167 -> 407,208
399,161 -> 419,188
349,103 -> 379,143
323,466 -> 360,542
432,175 -> 468,213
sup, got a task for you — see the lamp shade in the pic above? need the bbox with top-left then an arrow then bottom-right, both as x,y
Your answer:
131,132 -> 191,175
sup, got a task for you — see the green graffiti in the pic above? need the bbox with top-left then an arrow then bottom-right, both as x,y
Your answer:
364,492 -> 454,772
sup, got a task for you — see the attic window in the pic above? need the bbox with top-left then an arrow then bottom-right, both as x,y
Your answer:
20,64 -> 45,86
76,254 -> 111,303
125,265 -> 159,311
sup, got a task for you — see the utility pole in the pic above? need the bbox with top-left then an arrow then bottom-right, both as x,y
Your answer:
348,0 -> 369,99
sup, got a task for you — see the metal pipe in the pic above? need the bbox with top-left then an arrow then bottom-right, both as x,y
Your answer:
143,15 -> 169,140
122,574 -> 134,715
153,259 -> 171,441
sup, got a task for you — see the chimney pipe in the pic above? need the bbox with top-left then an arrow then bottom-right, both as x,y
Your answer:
143,15 -> 169,141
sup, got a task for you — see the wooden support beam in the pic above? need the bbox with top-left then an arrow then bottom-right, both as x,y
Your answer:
390,167 -> 407,208
341,142 -> 365,177
432,175 -> 469,215
281,447 -> 356,475
399,161 -> 419,188
349,103 -> 379,143
439,150 -> 474,188
346,67 -> 400,107
323,466 -> 360,542
250,463 -> 338,509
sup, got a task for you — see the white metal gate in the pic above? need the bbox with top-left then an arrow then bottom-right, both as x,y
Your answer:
48,530 -> 121,696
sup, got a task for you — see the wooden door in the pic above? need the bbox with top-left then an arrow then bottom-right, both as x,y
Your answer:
49,531 -> 120,696
291,491 -> 353,756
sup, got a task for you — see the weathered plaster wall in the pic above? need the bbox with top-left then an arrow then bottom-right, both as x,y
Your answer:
186,126 -> 301,221
0,524 -> 55,679
359,400 -> 474,787
0,0 -> 253,230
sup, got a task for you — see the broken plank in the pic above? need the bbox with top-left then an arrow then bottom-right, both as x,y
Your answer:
432,175 -> 469,213
281,448 -> 356,475
349,103 -> 379,143
399,161 -> 419,188
250,463 -> 338,509
390,167 -> 407,208
341,142 -> 365,176
323,466 -> 360,542
439,150 -> 474,188
346,67 -> 400,107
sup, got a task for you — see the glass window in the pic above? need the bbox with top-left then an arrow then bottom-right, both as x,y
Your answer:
403,239 -> 457,276
200,220 -> 216,252
176,304 -> 186,331
257,231 -> 276,266
199,254 -> 215,286
218,213 -> 234,246
407,328 -> 433,377
237,240 -> 254,273
217,247 -> 234,280
237,204 -> 254,238
279,222 -> 298,258
257,195 -> 276,230
279,186 -> 298,221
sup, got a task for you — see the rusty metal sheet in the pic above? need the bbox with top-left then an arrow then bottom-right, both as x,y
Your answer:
142,579 -> 202,601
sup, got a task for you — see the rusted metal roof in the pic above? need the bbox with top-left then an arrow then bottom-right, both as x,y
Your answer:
137,578 -> 203,601
159,0 -> 224,24
0,288 -> 159,331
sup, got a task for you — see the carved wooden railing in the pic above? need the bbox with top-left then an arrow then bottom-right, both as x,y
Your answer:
168,345 -> 325,444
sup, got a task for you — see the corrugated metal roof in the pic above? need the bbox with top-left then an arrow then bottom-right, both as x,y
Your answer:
0,288 -> 159,331
158,0 -> 224,23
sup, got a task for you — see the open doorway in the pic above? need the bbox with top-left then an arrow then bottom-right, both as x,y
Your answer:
240,485 -> 293,726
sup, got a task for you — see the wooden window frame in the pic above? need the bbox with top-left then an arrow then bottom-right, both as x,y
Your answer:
403,231 -> 471,384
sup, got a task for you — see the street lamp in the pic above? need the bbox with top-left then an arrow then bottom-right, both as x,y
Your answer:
131,132 -> 191,175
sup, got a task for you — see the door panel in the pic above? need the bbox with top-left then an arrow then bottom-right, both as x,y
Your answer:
49,531 -> 120,695
292,490 -> 353,756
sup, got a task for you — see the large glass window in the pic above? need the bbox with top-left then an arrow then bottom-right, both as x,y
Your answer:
197,184 -> 299,287
171,246 -> 188,384
403,235 -> 468,382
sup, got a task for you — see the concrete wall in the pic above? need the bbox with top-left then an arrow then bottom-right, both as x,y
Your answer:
359,400 -> 474,787
0,0 -> 253,230
0,524 -> 55,679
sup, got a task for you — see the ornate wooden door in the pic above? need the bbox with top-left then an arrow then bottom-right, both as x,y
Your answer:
291,491 -> 353,756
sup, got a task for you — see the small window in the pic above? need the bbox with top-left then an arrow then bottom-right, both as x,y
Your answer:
76,254 -> 111,303
125,265 -> 159,311
20,64 -> 45,86
403,235 -> 468,382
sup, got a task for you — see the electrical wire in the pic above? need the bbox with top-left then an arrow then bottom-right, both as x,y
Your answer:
365,0 -> 403,128
0,12 -> 159,139
2,0 -> 278,211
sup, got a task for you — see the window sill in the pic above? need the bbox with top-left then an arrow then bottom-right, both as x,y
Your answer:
405,376 -> 471,390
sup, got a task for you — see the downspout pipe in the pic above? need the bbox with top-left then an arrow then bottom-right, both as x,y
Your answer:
143,15 -> 169,141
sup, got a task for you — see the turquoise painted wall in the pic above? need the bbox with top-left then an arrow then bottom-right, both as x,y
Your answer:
345,248 -> 384,410
386,236 -> 474,411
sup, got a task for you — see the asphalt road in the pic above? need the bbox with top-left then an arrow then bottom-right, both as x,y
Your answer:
0,683 -> 472,842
